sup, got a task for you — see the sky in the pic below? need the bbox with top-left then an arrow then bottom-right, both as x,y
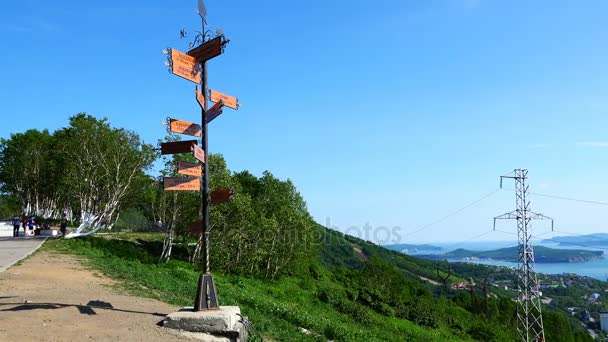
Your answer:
1,0 -> 608,244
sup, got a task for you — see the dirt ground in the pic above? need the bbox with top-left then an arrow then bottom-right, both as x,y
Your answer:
0,251 -> 192,341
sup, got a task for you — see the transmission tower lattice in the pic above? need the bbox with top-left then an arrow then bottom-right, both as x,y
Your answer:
493,169 -> 553,342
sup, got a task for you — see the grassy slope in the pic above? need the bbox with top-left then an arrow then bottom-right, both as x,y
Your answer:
320,228 -> 459,283
43,233 -> 467,342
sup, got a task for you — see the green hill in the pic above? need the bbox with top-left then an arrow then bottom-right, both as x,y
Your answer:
423,246 -> 603,263
45,228 -> 593,342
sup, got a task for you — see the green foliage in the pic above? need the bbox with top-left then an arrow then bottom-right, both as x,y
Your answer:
112,208 -> 151,232
0,114 -> 154,229
0,194 -> 19,218
0,129 -> 64,215
544,310 -> 576,342
7,117 -> 591,341
208,165 -> 319,279
46,223 -> 596,342
45,236 -> 464,341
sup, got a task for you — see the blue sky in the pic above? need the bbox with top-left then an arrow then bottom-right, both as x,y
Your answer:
1,0 -> 608,244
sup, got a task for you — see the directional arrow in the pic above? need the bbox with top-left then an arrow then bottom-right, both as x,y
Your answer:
164,177 -> 200,191
205,100 -> 224,123
192,144 -> 205,163
161,140 -> 197,155
167,49 -> 201,83
168,118 -> 201,137
210,89 -> 238,110
210,188 -> 234,204
188,36 -> 224,63
196,86 -> 205,109
177,161 -> 202,177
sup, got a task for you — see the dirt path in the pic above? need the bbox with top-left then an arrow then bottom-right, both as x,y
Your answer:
0,251 -> 191,341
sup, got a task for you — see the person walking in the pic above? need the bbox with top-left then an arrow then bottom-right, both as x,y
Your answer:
21,215 -> 28,235
12,216 -> 21,237
28,216 -> 35,236
60,220 -> 67,238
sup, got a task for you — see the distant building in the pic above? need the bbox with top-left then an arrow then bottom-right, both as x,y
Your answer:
600,312 -> 608,332
453,282 -> 465,289
591,293 -> 600,299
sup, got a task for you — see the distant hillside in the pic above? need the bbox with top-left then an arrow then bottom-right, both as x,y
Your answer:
542,233 -> 608,247
419,246 -> 603,263
384,243 -> 442,254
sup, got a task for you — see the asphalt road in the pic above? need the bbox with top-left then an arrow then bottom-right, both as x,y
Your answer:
0,236 -> 46,273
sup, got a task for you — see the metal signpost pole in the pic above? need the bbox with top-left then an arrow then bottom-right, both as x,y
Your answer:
202,54 -> 210,276
193,13 -> 219,311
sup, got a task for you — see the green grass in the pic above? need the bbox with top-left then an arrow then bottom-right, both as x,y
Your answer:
43,234 -> 468,341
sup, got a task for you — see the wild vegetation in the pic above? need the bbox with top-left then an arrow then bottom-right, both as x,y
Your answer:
0,114 -> 155,236
1,115 -> 596,340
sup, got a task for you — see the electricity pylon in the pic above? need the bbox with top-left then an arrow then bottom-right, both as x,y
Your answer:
494,169 -> 553,342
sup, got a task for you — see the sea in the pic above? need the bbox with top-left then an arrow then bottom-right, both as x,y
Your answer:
412,241 -> 608,282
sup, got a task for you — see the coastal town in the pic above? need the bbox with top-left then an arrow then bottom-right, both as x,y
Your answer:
448,261 -> 608,339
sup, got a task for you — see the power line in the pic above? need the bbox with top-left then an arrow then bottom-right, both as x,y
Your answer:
403,189 -> 501,238
501,188 -> 608,206
530,192 -> 608,206
530,230 -> 554,241
494,229 -> 517,236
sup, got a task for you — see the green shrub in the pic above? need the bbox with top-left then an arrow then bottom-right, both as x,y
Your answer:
407,298 -> 441,328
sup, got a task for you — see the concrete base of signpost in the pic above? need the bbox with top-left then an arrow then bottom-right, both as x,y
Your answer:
162,306 -> 248,342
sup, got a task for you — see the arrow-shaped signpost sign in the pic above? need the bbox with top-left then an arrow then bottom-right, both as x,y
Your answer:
167,48 -> 201,84
161,2 -> 240,312
210,188 -> 234,204
168,118 -> 201,137
210,89 -> 239,110
160,140 -> 197,155
177,161 -> 202,177
164,177 -> 200,191
205,100 -> 224,124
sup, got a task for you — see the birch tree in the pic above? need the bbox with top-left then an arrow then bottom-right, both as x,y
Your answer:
58,114 -> 155,237
154,134 -> 201,262
0,129 -> 67,218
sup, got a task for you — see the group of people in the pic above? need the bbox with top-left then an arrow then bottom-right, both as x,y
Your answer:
11,215 -> 67,238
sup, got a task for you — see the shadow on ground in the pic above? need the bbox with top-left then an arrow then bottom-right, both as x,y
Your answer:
0,299 -> 166,317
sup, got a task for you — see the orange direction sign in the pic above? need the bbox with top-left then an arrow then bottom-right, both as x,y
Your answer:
188,36 -> 223,63
164,177 -> 200,191
210,188 -> 234,204
192,144 -> 205,163
206,101 -> 224,124
169,119 -> 201,137
210,90 -> 238,110
161,140 -> 196,155
196,87 -> 205,109
178,161 -> 202,177
169,49 -> 201,83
